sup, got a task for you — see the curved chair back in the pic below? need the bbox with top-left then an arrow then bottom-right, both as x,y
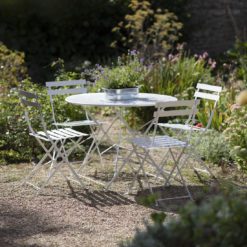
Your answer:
146,100 -> 199,139
193,83 -> 222,129
46,80 -> 87,124
19,90 -> 47,135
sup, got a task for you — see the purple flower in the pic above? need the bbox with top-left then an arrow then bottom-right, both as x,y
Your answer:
168,54 -> 174,60
208,58 -> 216,69
211,61 -> 217,69
130,50 -> 137,56
202,52 -> 209,59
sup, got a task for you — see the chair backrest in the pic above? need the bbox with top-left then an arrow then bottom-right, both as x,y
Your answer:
193,83 -> 222,129
46,79 -> 87,124
19,90 -> 47,134
194,83 -> 222,102
146,100 -> 199,137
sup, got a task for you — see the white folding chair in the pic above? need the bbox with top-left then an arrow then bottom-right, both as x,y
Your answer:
46,80 -> 105,166
19,90 -> 88,193
157,83 -> 222,179
158,83 -> 222,132
108,100 -> 198,201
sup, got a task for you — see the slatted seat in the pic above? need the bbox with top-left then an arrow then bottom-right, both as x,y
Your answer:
30,128 -> 87,141
158,123 -> 205,131
131,135 -> 187,149
54,120 -> 98,127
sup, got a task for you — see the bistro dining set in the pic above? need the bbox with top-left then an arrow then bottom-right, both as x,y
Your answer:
19,80 -> 222,202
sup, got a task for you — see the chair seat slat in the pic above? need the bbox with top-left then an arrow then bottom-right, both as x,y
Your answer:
131,135 -> 187,149
64,128 -> 88,136
49,130 -> 70,138
53,120 -> 99,127
53,129 -> 81,138
158,123 -> 205,131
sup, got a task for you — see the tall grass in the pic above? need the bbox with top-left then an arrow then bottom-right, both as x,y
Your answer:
141,53 -> 214,97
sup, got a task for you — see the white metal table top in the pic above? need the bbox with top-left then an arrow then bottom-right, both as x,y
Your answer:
66,93 -> 177,107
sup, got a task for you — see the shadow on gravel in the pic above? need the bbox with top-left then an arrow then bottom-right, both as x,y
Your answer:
135,184 -> 219,213
69,188 -> 135,208
0,203 -> 63,247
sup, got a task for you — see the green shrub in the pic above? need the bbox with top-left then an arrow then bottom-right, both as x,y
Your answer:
122,190 -> 247,247
142,49 -> 214,96
227,40 -> 247,87
0,42 -> 28,88
112,0 -> 183,60
196,88 -> 236,131
0,79 -> 89,164
191,130 -> 231,166
224,106 -> 247,172
0,80 -> 46,163
128,49 -> 216,126
0,0 -> 129,82
0,44 -> 95,164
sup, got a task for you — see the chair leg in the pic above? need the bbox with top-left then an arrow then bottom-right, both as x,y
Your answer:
168,148 -> 193,200
37,161 -> 65,194
129,147 -> 153,194
36,140 -> 84,194
164,148 -> 185,186
89,125 -> 103,167
106,148 -> 135,190
59,140 -> 85,188
78,136 -> 98,173
21,142 -> 55,187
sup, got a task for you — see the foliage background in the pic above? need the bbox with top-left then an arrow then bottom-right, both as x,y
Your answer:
0,0 -> 188,83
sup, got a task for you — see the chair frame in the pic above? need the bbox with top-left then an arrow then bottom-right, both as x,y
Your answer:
19,90 -> 87,193
157,83 -> 222,180
107,100 -> 199,201
46,79 -> 107,167
158,83 -> 222,132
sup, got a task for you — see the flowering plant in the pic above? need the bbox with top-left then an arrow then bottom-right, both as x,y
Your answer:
224,105 -> 247,171
96,51 -> 146,89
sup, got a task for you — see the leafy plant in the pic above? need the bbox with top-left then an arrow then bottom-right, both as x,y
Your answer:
95,51 -> 147,89
142,49 -> 215,96
227,40 -> 247,87
224,105 -> 247,172
122,189 -> 247,247
0,80 -> 45,163
0,51 -> 88,164
112,0 -> 183,60
191,130 -> 231,166
128,48 -> 216,126
0,0 -> 129,82
0,42 -> 28,88
0,78 -> 90,164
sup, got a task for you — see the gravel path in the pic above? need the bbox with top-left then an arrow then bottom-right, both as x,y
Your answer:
0,164 -> 158,247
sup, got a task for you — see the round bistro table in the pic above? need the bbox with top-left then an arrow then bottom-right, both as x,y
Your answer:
65,92 -> 177,188
66,92 -> 176,108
